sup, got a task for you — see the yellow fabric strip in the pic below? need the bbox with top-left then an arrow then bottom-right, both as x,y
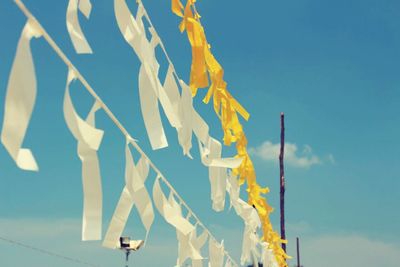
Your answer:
170,1 -> 290,266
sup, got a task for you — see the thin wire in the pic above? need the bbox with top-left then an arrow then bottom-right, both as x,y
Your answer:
12,0 -> 238,266
0,236 -> 101,267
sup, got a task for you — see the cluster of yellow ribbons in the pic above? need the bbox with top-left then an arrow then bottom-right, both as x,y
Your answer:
171,0 -> 290,265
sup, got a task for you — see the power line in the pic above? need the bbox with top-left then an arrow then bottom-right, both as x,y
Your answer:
0,236 -> 101,267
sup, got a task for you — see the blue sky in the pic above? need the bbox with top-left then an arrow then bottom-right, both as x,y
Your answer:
0,0 -> 399,266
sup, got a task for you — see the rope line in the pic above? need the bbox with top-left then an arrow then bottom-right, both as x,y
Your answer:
12,0 -> 239,265
0,236 -> 101,267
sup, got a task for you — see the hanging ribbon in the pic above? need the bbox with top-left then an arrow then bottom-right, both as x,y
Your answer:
152,176 -> 194,235
1,20 -> 42,171
209,239 -> 225,267
176,228 -> 205,266
66,0 -> 93,54
198,137 -> 242,212
176,79 -> 194,156
224,259 -> 233,267
191,228 -> 209,267
261,242 -> 279,267
63,68 -> 104,240
138,63 -> 169,149
226,172 -> 263,265
103,139 -> 154,248
168,193 -> 206,266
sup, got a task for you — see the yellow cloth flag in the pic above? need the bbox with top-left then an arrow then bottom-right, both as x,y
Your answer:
170,1 -> 290,266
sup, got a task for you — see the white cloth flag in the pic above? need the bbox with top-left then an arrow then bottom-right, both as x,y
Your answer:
226,173 -> 262,266
235,199 -> 261,266
63,68 -> 104,240
163,70 -> 210,158
208,239 -> 225,267
103,140 -> 154,248
78,102 -> 103,241
224,259 -> 233,267
153,176 -> 194,235
191,229 -> 209,267
261,242 -> 279,267
226,173 -> 240,210
1,20 -> 42,171
176,229 -> 205,266
138,64 -> 168,149
240,223 -> 261,266
199,137 -> 242,212
167,193 -> 206,266
230,194 -> 261,265
63,69 -> 103,151
66,0 -> 93,54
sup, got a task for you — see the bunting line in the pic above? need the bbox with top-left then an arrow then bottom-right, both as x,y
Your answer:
12,1 -> 238,265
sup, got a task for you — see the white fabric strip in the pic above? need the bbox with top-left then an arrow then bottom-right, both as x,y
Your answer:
78,103 -> 103,241
199,138 -> 242,168
209,239 -> 225,267
103,140 -> 154,248
176,80 -> 193,156
114,0 -> 143,55
224,259 -> 233,267
168,193 -> 205,266
234,198 -> 261,265
176,229 -> 205,266
163,65 -> 181,119
63,69 -> 103,151
138,64 -> 168,149
66,0 -> 93,54
152,177 -> 194,235
226,173 -> 240,209
128,150 -> 154,241
1,20 -> 42,171
103,187 -> 133,249
261,242 -> 279,267
226,173 -> 262,266
191,228 -> 209,267
63,68 -> 104,241
240,224 -> 261,266
199,138 -> 242,212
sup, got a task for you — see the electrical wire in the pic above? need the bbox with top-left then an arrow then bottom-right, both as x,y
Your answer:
0,236 -> 101,267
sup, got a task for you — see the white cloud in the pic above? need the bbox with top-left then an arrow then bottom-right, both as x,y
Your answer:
249,141 -> 323,168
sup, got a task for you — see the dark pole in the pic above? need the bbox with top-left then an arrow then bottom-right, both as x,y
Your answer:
279,113 -> 286,253
125,250 -> 130,267
296,237 -> 301,267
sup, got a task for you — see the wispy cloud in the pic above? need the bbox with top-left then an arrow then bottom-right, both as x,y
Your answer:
249,141 -> 326,168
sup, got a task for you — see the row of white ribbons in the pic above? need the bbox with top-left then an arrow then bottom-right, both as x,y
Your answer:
1,0 -> 280,265
1,10 -> 239,267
